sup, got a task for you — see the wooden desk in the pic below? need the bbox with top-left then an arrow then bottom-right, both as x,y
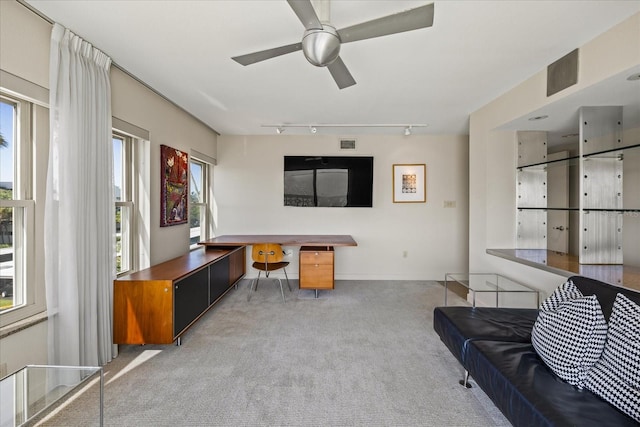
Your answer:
199,234 -> 357,248
199,235 -> 357,294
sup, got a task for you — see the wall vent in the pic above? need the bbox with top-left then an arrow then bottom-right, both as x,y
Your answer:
340,139 -> 356,150
547,49 -> 578,97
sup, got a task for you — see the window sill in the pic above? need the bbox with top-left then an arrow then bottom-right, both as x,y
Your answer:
0,311 -> 47,340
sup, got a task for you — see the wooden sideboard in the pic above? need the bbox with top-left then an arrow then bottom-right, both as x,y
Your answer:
113,246 -> 245,345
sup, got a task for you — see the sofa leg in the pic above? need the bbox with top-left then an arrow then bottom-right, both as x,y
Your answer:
459,370 -> 473,388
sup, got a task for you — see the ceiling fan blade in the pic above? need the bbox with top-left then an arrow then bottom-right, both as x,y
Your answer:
287,0 -> 323,30
327,57 -> 356,89
338,3 -> 434,44
232,43 -> 302,66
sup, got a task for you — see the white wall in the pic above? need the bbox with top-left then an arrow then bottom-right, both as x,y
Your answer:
469,12 -> 640,297
110,68 -> 218,265
215,134 -> 469,280
0,0 -> 218,373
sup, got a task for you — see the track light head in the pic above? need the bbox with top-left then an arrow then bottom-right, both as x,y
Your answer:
276,127 -> 284,134
404,126 -> 412,136
310,126 -> 317,134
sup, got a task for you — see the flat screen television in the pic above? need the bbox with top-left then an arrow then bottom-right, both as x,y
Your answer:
284,156 -> 373,207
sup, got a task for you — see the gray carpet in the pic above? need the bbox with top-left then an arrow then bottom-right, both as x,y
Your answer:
40,280 -> 510,426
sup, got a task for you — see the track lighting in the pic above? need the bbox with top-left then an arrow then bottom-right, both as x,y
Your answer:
263,124 -> 428,135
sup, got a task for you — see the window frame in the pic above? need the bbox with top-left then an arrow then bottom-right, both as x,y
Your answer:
189,156 -> 210,250
113,131 -> 136,276
0,91 -> 42,327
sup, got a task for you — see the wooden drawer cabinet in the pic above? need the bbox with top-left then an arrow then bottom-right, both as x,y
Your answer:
299,246 -> 334,290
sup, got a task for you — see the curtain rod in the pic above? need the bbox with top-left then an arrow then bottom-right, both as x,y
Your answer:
16,0 -> 221,136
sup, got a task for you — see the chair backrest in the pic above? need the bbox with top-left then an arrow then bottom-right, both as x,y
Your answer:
252,243 -> 284,264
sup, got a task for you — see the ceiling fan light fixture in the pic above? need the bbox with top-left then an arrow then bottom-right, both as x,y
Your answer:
302,26 -> 341,67
231,1 -> 435,89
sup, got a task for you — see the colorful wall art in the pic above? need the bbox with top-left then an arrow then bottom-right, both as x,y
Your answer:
160,144 -> 189,226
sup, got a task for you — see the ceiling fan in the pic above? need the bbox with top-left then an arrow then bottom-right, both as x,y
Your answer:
232,0 -> 434,89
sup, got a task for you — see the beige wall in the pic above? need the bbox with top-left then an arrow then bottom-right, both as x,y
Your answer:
216,134 -> 469,280
110,67 -> 218,265
0,0 -> 217,373
468,13 -> 640,297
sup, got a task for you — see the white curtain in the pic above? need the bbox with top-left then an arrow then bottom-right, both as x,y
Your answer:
46,23 -> 116,367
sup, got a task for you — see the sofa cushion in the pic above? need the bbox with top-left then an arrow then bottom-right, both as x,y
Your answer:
531,280 -> 607,388
539,279 -> 583,311
570,275 -> 640,321
433,306 -> 538,366
465,340 -> 638,427
584,293 -> 640,422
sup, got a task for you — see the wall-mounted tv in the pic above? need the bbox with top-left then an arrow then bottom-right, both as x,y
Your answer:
284,156 -> 374,207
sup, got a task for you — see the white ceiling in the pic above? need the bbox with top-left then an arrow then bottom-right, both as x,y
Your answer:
24,0 -> 640,136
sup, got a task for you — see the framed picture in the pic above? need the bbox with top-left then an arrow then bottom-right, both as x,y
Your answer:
392,164 -> 426,203
160,144 -> 189,226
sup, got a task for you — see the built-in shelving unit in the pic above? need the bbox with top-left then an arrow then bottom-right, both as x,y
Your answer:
516,106 -> 640,265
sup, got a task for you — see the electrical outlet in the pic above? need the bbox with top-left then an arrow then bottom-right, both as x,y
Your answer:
443,200 -> 456,208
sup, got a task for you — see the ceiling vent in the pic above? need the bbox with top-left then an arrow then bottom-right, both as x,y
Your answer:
340,139 -> 356,150
547,49 -> 578,97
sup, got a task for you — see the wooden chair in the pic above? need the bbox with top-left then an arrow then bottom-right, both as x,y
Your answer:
248,243 -> 292,303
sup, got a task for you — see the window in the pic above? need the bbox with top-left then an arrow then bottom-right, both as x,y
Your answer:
189,157 -> 209,248
113,133 -> 134,275
0,94 -> 36,318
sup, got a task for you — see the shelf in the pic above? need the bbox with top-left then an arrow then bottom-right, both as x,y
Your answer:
582,142 -> 640,159
582,208 -> 640,213
517,207 -> 579,211
517,207 -> 640,212
487,248 -> 640,291
517,155 -> 579,170
516,142 -> 639,169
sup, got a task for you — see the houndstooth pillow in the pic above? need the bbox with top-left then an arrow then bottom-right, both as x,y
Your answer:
539,279 -> 583,311
531,280 -> 607,388
584,293 -> 640,422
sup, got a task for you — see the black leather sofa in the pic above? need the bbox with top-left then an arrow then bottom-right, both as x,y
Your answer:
433,275 -> 640,427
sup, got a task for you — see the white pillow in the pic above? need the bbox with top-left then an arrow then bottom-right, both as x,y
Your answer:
584,293 -> 640,422
539,279 -> 583,311
531,280 -> 607,388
